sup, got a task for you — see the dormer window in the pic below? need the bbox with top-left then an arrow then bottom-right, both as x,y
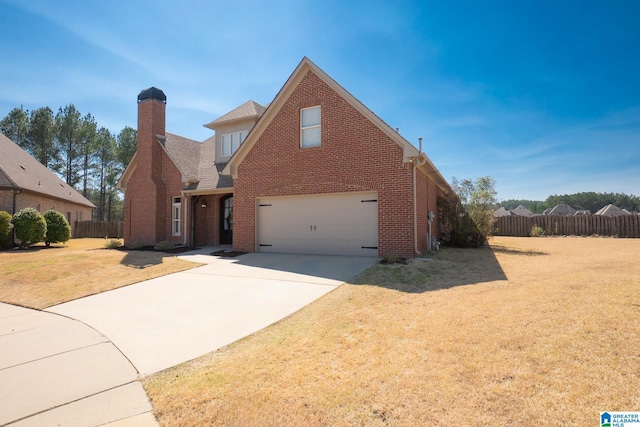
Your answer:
301,106 -> 321,148
221,131 -> 248,157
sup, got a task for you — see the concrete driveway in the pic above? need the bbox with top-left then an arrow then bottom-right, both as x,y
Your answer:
1,250 -> 376,426
48,251 -> 377,376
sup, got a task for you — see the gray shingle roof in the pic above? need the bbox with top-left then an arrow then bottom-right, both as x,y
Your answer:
547,203 -> 577,216
182,135 -> 233,191
0,132 -> 95,208
595,204 -> 629,217
159,133 -> 202,183
493,207 -> 513,217
512,205 -> 533,217
159,133 -> 232,192
204,100 -> 266,129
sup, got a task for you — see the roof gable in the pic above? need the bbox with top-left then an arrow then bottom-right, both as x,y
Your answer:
0,132 -> 95,208
204,100 -> 266,129
595,204 -> 628,217
221,57 -> 451,193
548,203 -> 576,215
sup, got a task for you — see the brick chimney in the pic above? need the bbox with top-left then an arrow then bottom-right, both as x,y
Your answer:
137,87 -> 166,181
124,87 -> 167,245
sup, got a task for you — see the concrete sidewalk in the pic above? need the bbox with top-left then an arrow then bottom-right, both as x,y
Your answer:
0,303 -> 157,426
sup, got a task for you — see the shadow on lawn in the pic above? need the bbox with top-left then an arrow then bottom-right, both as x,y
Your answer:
3,244 -> 66,253
351,244 -> 546,294
119,249 -> 174,269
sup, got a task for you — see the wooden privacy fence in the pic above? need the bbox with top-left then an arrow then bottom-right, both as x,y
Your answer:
74,221 -> 124,238
493,215 -> 640,238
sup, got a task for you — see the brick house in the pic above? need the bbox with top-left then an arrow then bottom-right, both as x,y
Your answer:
118,58 -> 452,257
0,132 -> 95,233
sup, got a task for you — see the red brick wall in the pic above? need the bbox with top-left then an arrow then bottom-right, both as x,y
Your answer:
0,189 -> 93,235
415,169 -> 443,251
192,194 -> 229,247
161,151 -> 186,244
233,70 -> 418,257
124,97 -> 167,246
416,168 -> 428,253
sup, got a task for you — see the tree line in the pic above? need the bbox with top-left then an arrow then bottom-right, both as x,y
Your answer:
500,192 -> 640,214
0,105 -> 136,221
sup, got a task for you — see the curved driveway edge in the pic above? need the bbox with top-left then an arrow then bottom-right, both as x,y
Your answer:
0,251 -> 376,425
0,303 -> 157,427
47,252 -> 377,376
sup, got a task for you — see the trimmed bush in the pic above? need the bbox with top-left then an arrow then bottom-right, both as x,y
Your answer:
12,208 -> 46,248
0,210 -> 13,249
154,240 -> 174,251
43,210 -> 71,246
104,238 -> 123,249
126,241 -> 145,250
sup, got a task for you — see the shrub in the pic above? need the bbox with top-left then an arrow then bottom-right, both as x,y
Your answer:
438,195 -> 485,247
530,225 -> 545,237
11,208 -> 46,248
154,240 -> 174,251
105,238 -> 123,249
380,251 -> 408,264
0,210 -> 13,249
43,210 -> 71,246
126,241 -> 145,250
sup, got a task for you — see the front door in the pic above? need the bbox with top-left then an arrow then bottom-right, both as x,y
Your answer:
220,195 -> 233,244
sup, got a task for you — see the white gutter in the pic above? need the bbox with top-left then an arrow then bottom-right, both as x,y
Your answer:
412,137 -> 427,255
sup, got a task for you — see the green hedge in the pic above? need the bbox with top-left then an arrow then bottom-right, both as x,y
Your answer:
44,210 -> 71,246
12,208 -> 46,248
0,211 -> 12,249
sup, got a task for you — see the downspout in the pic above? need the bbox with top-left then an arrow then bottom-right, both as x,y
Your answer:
12,189 -> 21,247
412,138 -> 427,255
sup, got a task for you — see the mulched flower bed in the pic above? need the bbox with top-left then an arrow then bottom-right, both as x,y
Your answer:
210,250 -> 247,257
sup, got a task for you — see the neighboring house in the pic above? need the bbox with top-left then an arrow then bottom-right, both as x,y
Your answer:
118,57 -> 452,257
493,207 -> 513,217
545,203 -> 577,216
574,210 -> 591,216
494,205 -> 532,217
594,204 -> 630,217
511,204 -> 533,217
0,132 -> 95,233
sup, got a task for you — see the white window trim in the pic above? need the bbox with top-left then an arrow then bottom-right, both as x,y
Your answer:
301,106 -> 321,148
221,131 -> 248,157
172,197 -> 181,236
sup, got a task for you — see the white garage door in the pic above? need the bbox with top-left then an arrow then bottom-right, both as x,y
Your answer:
257,192 -> 378,256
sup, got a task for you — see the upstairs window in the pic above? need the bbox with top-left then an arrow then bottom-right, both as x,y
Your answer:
221,131 -> 248,157
301,106 -> 321,148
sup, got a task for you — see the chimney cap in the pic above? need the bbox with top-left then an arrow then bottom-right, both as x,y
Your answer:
137,87 -> 166,104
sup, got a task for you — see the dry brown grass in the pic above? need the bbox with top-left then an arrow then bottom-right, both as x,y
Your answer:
0,238 -> 201,309
144,237 -> 640,426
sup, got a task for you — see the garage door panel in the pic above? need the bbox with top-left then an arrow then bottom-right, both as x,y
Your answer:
257,192 -> 378,256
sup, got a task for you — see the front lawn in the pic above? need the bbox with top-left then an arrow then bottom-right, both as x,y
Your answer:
143,237 -> 640,426
0,239 -> 202,309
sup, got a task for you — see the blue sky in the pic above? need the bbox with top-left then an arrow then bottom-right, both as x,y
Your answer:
1,0 -> 638,201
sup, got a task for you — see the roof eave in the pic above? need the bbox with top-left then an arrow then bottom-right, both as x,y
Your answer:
204,114 -> 262,130
116,152 -> 137,190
